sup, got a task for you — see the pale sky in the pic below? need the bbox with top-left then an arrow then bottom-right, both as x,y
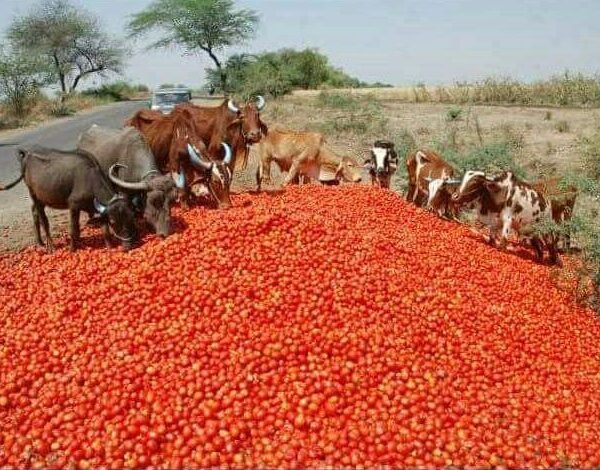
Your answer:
1,0 -> 599,89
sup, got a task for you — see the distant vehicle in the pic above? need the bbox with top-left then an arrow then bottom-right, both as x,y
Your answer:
150,88 -> 192,114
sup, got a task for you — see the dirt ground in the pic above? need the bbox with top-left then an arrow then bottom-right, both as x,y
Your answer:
2,89 -> 598,253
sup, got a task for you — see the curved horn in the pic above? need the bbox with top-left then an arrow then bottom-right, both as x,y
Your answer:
221,143 -> 232,166
227,99 -> 239,114
255,95 -> 265,111
187,143 -> 213,171
108,164 -> 149,191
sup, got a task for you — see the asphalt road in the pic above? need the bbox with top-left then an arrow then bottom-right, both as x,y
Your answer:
0,100 -> 147,225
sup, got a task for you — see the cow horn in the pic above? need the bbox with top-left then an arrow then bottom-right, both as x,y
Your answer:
108,164 -> 150,191
255,95 -> 265,111
174,169 -> 186,189
187,143 -> 213,171
222,143 -> 232,166
94,198 -> 108,215
227,99 -> 239,114
446,178 -> 462,184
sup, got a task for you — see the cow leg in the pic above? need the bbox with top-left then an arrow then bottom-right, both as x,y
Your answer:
282,161 -> 301,186
531,237 -> 545,261
38,205 -> 54,253
31,202 -> 43,247
546,235 -> 562,267
69,209 -> 80,252
101,221 -> 112,249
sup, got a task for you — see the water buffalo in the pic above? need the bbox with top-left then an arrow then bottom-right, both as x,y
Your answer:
0,146 -> 138,252
77,125 -> 178,237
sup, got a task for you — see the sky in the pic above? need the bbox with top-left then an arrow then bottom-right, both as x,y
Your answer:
1,0 -> 599,89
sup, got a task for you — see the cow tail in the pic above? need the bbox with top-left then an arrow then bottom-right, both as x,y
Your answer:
0,149 -> 26,191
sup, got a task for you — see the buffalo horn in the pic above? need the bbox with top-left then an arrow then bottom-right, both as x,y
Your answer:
227,99 -> 240,114
222,143 -> 232,166
187,144 -> 213,171
108,164 -> 149,191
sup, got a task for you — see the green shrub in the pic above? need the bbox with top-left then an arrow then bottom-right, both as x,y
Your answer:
49,102 -> 75,116
82,81 -> 137,101
446,106 -> 463,122
316,92 -> 387,136
580,132 -> 600,180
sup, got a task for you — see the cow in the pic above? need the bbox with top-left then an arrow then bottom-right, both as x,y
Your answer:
425,176 -> 462,219
0,146 -> 138,252
176,96 -> 267,171
452,170 -> 561,265
364,140 -> 398,188
255,128 -> 362,190
77,125 -> 178,237
406,150 -> 455,206
532,177 -> 578,251
125,108 -> 233,209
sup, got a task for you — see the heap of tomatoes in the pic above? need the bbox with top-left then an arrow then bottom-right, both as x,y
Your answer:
1,185 -> 600,469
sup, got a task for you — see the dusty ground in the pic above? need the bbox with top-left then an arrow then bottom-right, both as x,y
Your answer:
2,89 -> 598,253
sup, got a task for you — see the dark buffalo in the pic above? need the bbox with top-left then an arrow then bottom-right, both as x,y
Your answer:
77,125 -> 178,237
0,146 -> 138,252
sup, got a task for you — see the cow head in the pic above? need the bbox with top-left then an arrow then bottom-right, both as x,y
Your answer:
187,143 -> 233,209
227,96 -> 267,145
426,176 -> 461,216
108,165 -> 177,238
364,140 -> 398,188
452,170 -> 511,208
94,195 -> 138,251
335,156 -> 362,183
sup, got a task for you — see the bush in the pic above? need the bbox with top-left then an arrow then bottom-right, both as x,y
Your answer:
316,92 -> 387,136
446,107 -> 463,122
581,132 -> 600,180
49,102 -> 75,117
82,81 -> 139,101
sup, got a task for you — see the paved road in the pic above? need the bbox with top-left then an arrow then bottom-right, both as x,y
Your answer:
0,101 -> 147,224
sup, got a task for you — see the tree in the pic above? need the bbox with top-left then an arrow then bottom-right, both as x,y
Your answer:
128,0 -> 259,93
8,0 -> 126,99
0,48 -> 51,118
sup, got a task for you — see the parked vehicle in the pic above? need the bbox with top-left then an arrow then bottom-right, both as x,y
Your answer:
150,88 -> 192,114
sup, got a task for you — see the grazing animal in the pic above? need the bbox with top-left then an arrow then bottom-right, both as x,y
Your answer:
255,128 -> 362,190
426,176 -> 462,218
452,170 -> 561,265
0,146 -> 138,252
533,177 -> 578,251
126,108 -> 233,209
77,125 -> 178,237
176,96 -> 267,171
406,150 -> 455,206
364,140 -> 398,188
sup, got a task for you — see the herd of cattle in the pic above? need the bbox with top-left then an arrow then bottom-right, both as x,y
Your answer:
0,96 -> 577,266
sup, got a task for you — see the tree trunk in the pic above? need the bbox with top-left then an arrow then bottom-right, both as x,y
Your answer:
204,47 -> 227,95
52,52 -> 68,102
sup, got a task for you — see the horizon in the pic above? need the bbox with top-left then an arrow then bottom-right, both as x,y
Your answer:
1,0 -> 599,89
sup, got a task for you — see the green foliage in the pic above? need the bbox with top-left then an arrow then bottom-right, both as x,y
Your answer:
49,101 -> 75,116
0,48 -> 51,118
82,81 -> 140,101
580,132 -> 600,180
128,0 -> 259,91
205,48 -> 367,98
446,106 -> 463,122
437,141 -> 528,179
316,92 -> 387,136
8,0 -> 125,95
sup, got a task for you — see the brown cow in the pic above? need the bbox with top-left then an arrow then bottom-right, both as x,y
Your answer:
126,108 -> 233,209
426,176 -> 462,219
255,128 -> 362,190
176,96 -> 267,171
406,150 -> 455,206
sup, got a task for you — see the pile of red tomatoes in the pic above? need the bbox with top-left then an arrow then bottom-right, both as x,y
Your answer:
1,185 -> 600,469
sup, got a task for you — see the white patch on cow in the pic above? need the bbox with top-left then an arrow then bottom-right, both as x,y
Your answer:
427,178 -> 445,209
458,170 -> 485,195
413,151 -> 428,202
372,147 -> 387,171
